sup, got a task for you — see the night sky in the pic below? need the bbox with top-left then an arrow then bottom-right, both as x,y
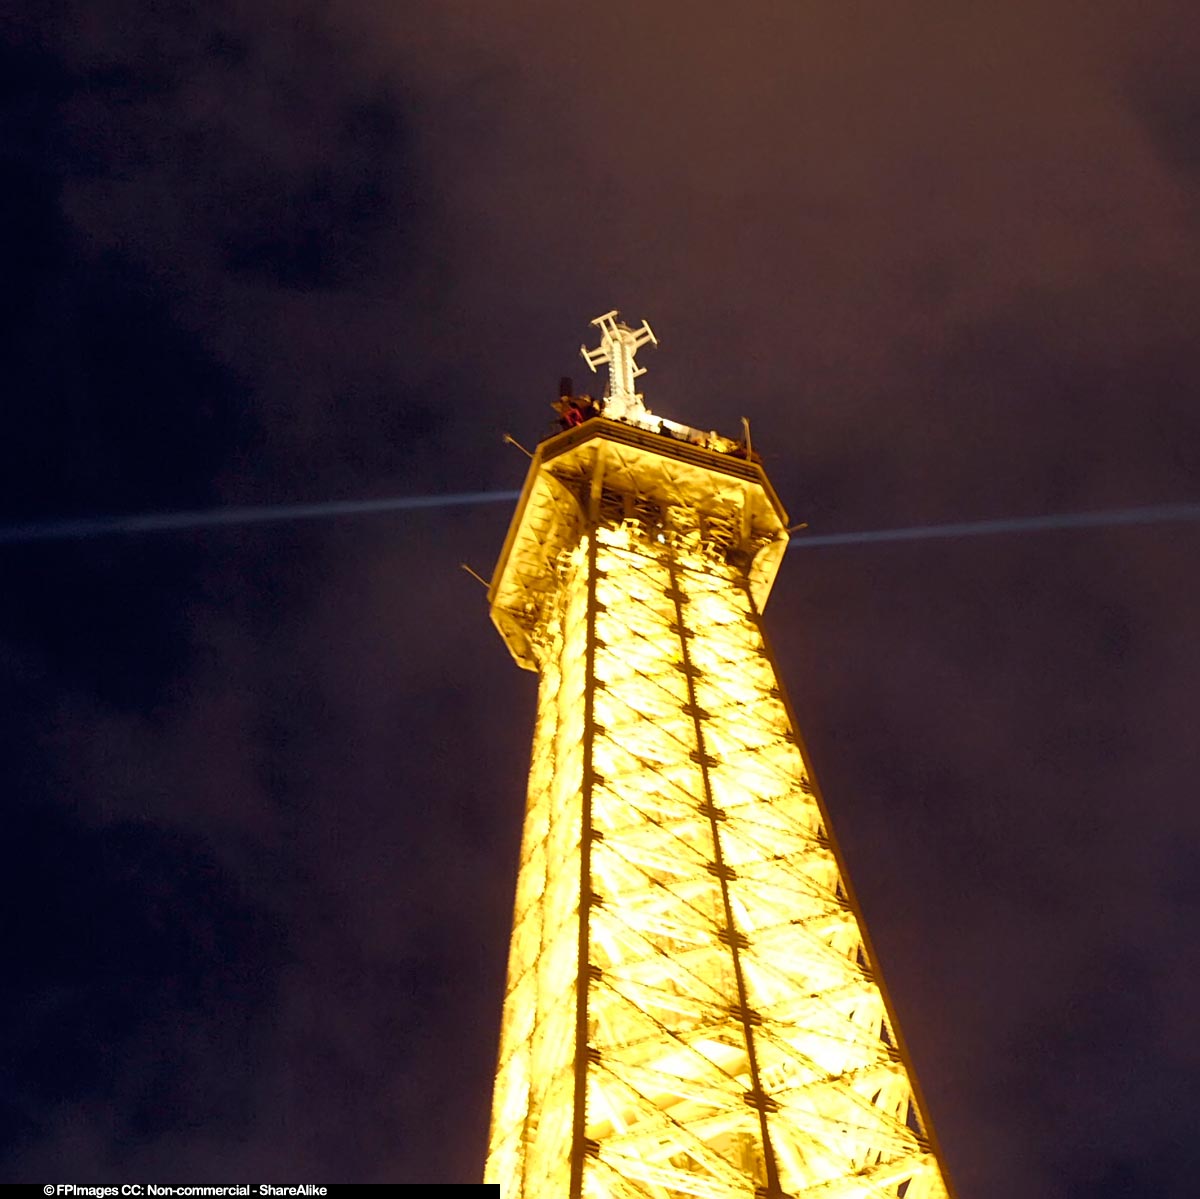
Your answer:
4,2 -> 1200,1194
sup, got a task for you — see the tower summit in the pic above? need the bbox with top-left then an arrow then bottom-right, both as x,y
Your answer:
484,315 -> 954,1199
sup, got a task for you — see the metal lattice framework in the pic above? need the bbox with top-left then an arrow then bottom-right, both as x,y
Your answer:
485,417 -> 952,1199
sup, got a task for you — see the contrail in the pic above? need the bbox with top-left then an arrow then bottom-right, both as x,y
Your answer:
0,490 -> 523,544
789,502 -> 1200,549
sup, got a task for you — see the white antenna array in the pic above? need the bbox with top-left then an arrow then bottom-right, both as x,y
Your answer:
580,310 -> 657,421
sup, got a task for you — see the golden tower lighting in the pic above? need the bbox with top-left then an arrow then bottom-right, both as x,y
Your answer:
484,313 -> 954,1199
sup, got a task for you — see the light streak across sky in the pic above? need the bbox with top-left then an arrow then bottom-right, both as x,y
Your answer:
787,502 -> 1200,549
0,491 -> 523,544
0,495 -> 1195,548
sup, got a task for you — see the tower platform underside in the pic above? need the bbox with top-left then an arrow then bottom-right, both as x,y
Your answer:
485,422 -> 952,1199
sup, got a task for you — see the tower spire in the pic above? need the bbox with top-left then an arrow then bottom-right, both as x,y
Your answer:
580,310 -> 657,421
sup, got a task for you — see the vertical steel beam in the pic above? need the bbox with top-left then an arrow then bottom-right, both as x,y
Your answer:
569,524 -> 599,1199
668,552 -> 783,1199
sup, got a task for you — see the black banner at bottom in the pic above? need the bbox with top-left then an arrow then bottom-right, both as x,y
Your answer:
19,1188 -> 499,1197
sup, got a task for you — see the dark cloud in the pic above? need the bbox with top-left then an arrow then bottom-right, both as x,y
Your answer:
1120,0 -> 1200,182
1,27 -> 249,708
1132,75 -> 1200,179
2,805 -> 284,1166
221,96 -> 413,291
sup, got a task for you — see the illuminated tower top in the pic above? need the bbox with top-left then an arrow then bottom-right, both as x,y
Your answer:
491,312 -> 788,671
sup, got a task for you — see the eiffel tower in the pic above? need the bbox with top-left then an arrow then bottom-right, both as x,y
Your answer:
483,313 -> 954,1199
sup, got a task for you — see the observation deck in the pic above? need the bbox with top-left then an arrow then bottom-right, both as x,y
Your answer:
489,416 -> 790,670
